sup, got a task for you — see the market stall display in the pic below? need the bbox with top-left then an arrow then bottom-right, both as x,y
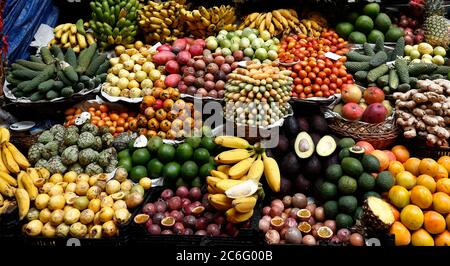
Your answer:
49,20 -> 96,52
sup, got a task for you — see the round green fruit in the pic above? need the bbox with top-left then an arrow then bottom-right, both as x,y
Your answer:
157,144 -> 176,163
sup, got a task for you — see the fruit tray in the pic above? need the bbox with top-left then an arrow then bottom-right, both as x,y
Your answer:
130,186 -> 262,246
20,189 -> 153,247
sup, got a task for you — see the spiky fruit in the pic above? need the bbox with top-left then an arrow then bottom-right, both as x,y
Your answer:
361,196 -> 395,232
423,0 -> 450,48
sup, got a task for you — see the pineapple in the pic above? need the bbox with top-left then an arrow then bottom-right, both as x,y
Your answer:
361,196 -> 395,232
423,0 -> 450,48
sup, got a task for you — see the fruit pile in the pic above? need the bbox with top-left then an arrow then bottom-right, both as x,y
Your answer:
7,44 -> 108,101
28,123 -> 117,175
139,89 -> 201,140
224,62 -> 292,127
332,85 -> 393,123
117,134 -> 217,188
64,104 -> 137,136
138,0 -> 186,44
259,194 -> 365,246
393,14 -> 424,45
49,20 -> 96,52
22,169 -> 149,238
205,28 -> 279,62
103,41 -> 161,98
136,186 -> 249,236
182,5 -> 237,39
89,0 -> 140,48
387,155 -> 450,246
404,42 -> 447,65
336,3 -> 404,44
279,31 -> 351,99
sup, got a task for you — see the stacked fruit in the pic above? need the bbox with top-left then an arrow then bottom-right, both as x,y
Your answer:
259,195 -> 365,246
138,0 -> 186,44
388,155 -> 450,246
136,186 -> 249,236
239,9 -> 324,38
89,0 -> 140,48
204,28 -> 279,62
332,84 -> 393,123
335,3 -> 403,44
224,62 -> 292,127
404,42 -> 447,65
21,168 -> 150,238
181,5 -> 237,38
49,19 -> 96,52
279,31 -> 351,99
103,41 -> 161,98
393,14 -> 424,45
28,123 -> 117,175
118,134 -> 217,188
64,105 -> 137,137
7,44 -> 108,101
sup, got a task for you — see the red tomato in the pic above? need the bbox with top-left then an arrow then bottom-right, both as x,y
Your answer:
304,86 -> 312,94
293,64 -> 301,72
324,68 -> 332,75
330,74 -> 338,83
312,84 -> 321,92
315,78 -> 323,85
338,68 -> 347,77
295,84 -> 304,93
318,72 -> 327,79
303,78 -> 311,86
323,78 -> 330,85
336,78 -> 343,87
304,66 -> 312,73
329,83 -> 337,90
308,72 -> 316,80
299,70 -> 308,79
294,77 -> 302,85
315,91 -> 324,97
320,84 -> 329,91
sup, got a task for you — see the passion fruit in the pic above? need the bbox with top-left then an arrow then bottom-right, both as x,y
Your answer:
270,216 -> 285,230
111,191 -> 126,201
314,206 -> 325,222
75,181 -> 90,196
64,192 -> 78,205
42,222 -> 56,238
101,196 -> 114,208
26,208 -> 40,221
317,226 -> 333,239
25,220 -> 43,236
64,208 -> 81,225
126,192 -> 144,209
63,171 -> 77,183
49,173 -> 63,184
139,177 -> 152,190
88,176 -> 98,187
99,207 -> 115,222
39,208 -> 52,223
285,227 -> 303,244
88,199 -> 101,213
120,180 -> 133,191
349,233 -> 365,246
76,174 -> 90,183
86,186 -> 102,200
65,183 -> 77,193
131,184 -> 145,196
292,193 -> 307,209
161,216 -> 176,227
48,195 -> 65,211
41,182 -> 54,194
50,209 -> 65,226
282,195 -> 292,208
106,180 -> 121,195
297,209 -> 312,221
102,220 -> 118,237
114,167 -> 128,182
89,225 -> 102,238
191,206 -> 205,215
95,180 -> 107,190
302,234 -> 317,246
298,221 -> 312,234
114,208 -> 131,224
80,209 -> 95,224
35,194 -> 50,210
134,214 -> 150,224
113,200 -> 127,211
73,196 -> 89,211
48,184 -> 64,196
69,222 -> 88,237
265,229 -> 281,244
56,223 -> 70,237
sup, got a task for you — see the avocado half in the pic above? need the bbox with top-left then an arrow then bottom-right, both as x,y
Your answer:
316,135 -> 337,157
294,132 -> 314,159
349,145 -> 365,159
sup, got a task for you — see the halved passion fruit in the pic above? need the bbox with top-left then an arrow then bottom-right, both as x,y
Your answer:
270,216 -> 285,230
297,221 -> 312,234
317,226 -> 333,239
161,216 -> 176,227
111,191 -> 126,200
134,214 -> 150,224
191,206 -> 205,215
296,209 -> 311,221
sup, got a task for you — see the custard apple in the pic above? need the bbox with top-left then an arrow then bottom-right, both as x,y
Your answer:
85,163 -> 103,175
98,126 -> 111,135
78,148 -> 99,166
50,124 -> 65,136
69,163 -> 84,174
105,159 -> 119,173
35,159 -> 49,169
81,123 -> 99,136
63,131 -> 79,146
66,125 -> 79,134
28,143 -> 44,164
41,141 -> 59,160
101,133 -> 114,148
77,132 -> 95,149
98,148 -> 117,167
47,156 -> 67,174
38,130 -> 54,144
61,145 -> 79,165
92,136 -> 103,151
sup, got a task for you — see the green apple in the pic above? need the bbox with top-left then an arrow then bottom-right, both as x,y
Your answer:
404,45 -> 413,56
410,49 -> 421,59
433,46 -> 446,57
432,55 -> 445,65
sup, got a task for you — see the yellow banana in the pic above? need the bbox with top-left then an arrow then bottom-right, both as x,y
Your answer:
273,10 -> 288,28
226,208 -> 254,223
256,13 -> 266,26
61,31 -> 69,44
18,171 -> 38,201
269,23 -> 275,36
69,33 -> 77,46
214,136 -> 251,149
0,193 -> 3,207
265,12 -> 272,29
55,29 -> 63,39
215,179 -> 245,194
259,20 -> 266,34
215,149 -> 253,164
0,171 -> 17,187
247,12 -> 259,22
262,152 -> 280,192
86,33 -> 95,46
37,167 -> 50,179
246,155 -> 264,181
208,194 -> 232,211
0,178 -> 15,197
217,165 -> 231,176
5,142 -> 29,169
0,127 -> 10,143
206,176 -> 223,187
207,184 -> 220,194
62,23 -> 71,32
1,144 -> 20,174
199,6 -> 210,20
229,156 -> 256,179
15,188 -> 30,220
210,170 -> 228,180
232,196 -> 257,213
63,42 -> 71,49
76,33 -> 87,49
70,24 -> 77,34
0,154 -> 9,173
54,24 -> 64,32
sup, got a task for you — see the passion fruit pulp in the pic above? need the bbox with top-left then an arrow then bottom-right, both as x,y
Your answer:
317,226 -> 333,239
296,209 -> 312,221
270,216 -> 285,230
161,216 -> 176,227
134,214 -> 150,224
297,221 -> 312,234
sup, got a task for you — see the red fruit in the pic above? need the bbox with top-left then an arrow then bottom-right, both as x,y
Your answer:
153,99 -> 163,109
172,38 -> 188,53
189,45 -> 204,56
355,141 -> 374,154
363,87 -> 385,104
362,103 -> 387,124
341,84 -> 362,103
342,103 -> 364,121
165,60 -> 180,74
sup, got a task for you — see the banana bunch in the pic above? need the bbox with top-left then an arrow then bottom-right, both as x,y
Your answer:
181,5 -> 237,39
298,19 -> 325,38
89,0 -> 141,48
206,136 -> 281,224
0,128 -> 30,175
138,0 -> 186,44
49,19 -> 96,53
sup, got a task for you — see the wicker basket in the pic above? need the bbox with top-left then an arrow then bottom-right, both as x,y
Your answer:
9,131 -> 39,153
328,117 -> 401,149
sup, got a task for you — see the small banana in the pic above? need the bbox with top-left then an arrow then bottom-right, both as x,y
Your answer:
0,171 -> 17,187
246,155 -> 264,181
69,33 -> 77,46
215,179 -> 245,194
210,170 -> 228,180
206,176 -> 223,187
217,165 -> 231,176
0,178 -> 15,198
18,171 -> 38,200
232,196 -> 257,213
0,193 -> 3,207
54,24 -> 64,32
1,144 -> 20,174
215,136 -> 251,149
208,194 -> 232,211
61,31 -> 69,44
15,188 -> 30,220
70,24 -> 77,35
229,156 -> 256,180
76,33 -> 87,49
262,152 -> 280,193
5,142 -> 30,169
215,149 -> 254,164
55,29 -> 63,39
0,154 -> 9,173
226,208 -> 254,224
0,127 -> 10,143
62,23 -> 71,32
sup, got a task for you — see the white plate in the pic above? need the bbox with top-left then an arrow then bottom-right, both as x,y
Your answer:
10,121 -> 36,132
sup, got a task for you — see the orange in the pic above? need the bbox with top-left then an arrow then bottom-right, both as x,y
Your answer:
391,145 -> 410,163
434,165 -> 448,180
410,185 -> 433,209
356,141 -> 374,154
396,171 -> 417,189
404,158 -> 421,176
416,174 -> 437,193
388,161 -> 405,177
400,205 -> 424,231
383,150 -> 397,162
447,214 -> 450,230
371,150 -> 390,171
436,178 -> 450,194
389,221 -> 411,246
390,204 -> 400,221
411,229 -> 435,246
437,156 -> 450,173
434,231 -> 450,246
419,158 -> 439,177
389,185 -> 410,208
433,192 -> 450,214
423,211 -> 446,234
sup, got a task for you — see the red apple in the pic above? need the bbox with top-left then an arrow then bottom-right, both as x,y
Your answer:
342,103 -> 364,121
362,103 -> 387,124
363,87 -> 385,104
341,84 -> 362,103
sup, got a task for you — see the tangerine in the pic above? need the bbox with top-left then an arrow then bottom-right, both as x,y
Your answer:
416,174 -> 437,193
400,205 -> 424,231
433,192 -> 450,214
403,158 -> 421,176
411,229 -> 434,246
391,145 -> 410,163
434,231 -> 450,246
388,161 -> 405,177
419,158 -> 439,177
423,211 -> 446,234
389,221 -> 411,246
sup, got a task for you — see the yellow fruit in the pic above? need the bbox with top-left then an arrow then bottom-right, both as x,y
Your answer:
19,171 -> 38,201
15,188 -> 30,221
388,161 -> 405,177
389,221 -> 411,246
5,142 -> 30,169
434,165 -> 448,180
389,185 -> 410,208
210,170 -> 228,179
208,194 -> 232,211
228,156 -> 256,179
225,207 -> 254,223
438,156 -> 450,173
216,165 -> 231,175
214,136 -> 251,149
404,157 -> 421,176
411,228 -> 434,246
434,231 -> 450,246
0,171 -> 18,187
391,145 -> 410,163
215,149 -> 253,164
416,174 -> 436,193
232,196 -> 257,213
400,204 -> 424,231
262,152 -> 280,193
410,185 -> 433,209
215,179 -> 245,193
0,127 -> 10,143
419,158 -> 439,177
1,144 -> 20,174
433,192 -> 450,214
396,171 -> 416,189
423,210 -> 446,234
436,178 -> 450,194
246,156 -> 264,181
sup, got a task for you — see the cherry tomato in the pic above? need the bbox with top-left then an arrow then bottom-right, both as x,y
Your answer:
315,77 -> 323,85
324,68 -> 332,75
329,83 -> 337,90
308,72 -> 316,80
336,78 -> 343,87
304,66 -> 312,73
320,84 -> 329,92
338,68 -> 347,77
315,91 -> 324,97
295,84 -> 304,93
294,77 -> 302,85
318,71 -> 327,79
312,84 -> 321,92
304,86 -> 312,95
303,78 -> 311,86
293,64 -> 302,72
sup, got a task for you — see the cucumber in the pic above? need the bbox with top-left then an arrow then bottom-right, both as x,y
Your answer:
377,75 -> 389,87
38,79 -> 56,93
95,61 -> 110,75
367,64 -> 389,83
374,38 -> 385,53
53,81 -> 65,91
390,37 -> 405,61
345,51 -> 372,62
11,68 -> 40,80
344,62 -> 371,72
363,43 -> 375,56
64,48 -> 78,68
354,71 -> 368,81
50,45 -> 64,61
29,91 -> 45,101
395,59 -> 409,84
409,77 -> 419,89
29,55 -> 44,64
73,82 -> 85,92
76,43 -> 97,74
93,76 -> 101,87
408,63 -> 438,76
40,47 -> 55,64
12,89 -> 25,98
79,75 -> 91,83
61,87 -> 75,97
15,60 -> 47,71
46,90 -> 59,100
17,80 -> 33,91
22,64 -> 56,93
432,66 -> 450,75
431,74 -> 444,80
57,70 -> 73,86
369,51 -> 388,67
382,86 -> 390,94
63,65 -> 79,83
418,74 -> 430,80
97,73 -> 107,82
389,69 -> 399,91
85,53 -> 107,76
11,63 -> 30,71
86,79 -> 96,90
6,75 -> 24,86
398,83 -> 411,92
